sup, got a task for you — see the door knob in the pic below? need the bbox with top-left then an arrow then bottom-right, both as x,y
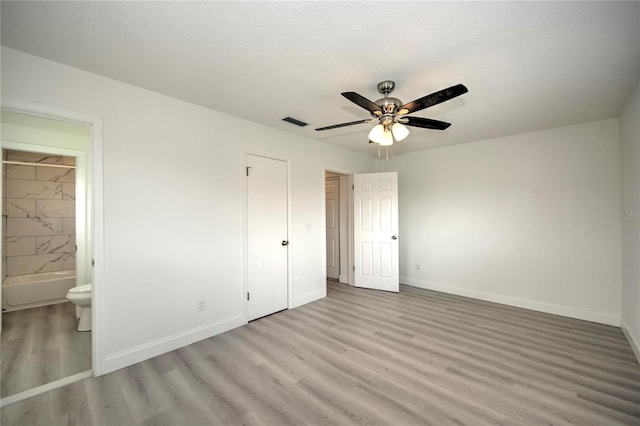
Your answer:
281,240 -> 289,246
391,235 -> 398,240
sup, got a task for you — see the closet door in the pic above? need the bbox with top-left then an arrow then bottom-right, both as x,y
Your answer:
325,177 -> 340,280
246,154 -> 288,321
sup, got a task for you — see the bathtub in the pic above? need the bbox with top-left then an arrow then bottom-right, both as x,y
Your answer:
2,270 -> 76,312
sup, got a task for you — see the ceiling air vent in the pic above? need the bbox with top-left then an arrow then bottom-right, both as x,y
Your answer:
282,116 -> 308,127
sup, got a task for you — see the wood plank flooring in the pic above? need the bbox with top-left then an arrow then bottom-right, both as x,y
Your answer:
2,282 -> 640,425
1,302 -> 92,398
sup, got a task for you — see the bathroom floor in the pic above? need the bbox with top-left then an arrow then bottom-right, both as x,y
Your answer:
1,302 -> 91,398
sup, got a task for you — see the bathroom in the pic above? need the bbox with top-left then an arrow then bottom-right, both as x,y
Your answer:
1,110 -> 92,399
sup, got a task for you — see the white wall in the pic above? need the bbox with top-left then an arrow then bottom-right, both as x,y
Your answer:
383,119 -> 622,325
1,109 -> 91,150
620,78 -> 640,360
1,47 -> 376,373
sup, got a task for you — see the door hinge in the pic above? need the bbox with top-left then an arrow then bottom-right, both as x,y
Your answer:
246,166 -> 252,176
353,265 -> 355,271
92,259 -> 95,266
247,292 -> 250,301
75,245 -> 78,252
352,184 -> 354,190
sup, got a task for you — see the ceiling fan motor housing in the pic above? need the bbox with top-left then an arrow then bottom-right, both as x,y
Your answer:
374,81 -> 402,117
374,97 -> 403,115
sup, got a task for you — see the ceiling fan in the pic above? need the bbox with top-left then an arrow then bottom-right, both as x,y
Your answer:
316,80 -> 468,147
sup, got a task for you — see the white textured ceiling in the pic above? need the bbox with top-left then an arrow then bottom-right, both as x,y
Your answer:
1,1 -> 639,157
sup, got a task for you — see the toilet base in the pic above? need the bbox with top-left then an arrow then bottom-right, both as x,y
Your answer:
77,307 -> 92,332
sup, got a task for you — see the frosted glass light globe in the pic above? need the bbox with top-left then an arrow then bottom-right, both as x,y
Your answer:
391,122 -> 409,141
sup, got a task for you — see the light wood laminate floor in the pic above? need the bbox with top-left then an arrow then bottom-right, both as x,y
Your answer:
2,282 -> 640,425
1,301 -> 92,398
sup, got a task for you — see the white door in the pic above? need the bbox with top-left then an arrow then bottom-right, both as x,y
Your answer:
246,154 -> 288,321
325,177 -> 340,280
354,172 -> 399,292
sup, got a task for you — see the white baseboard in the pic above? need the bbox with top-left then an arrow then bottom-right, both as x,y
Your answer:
338,274 -> 349,285
291,288 -> 326,309
621,318 -> 640,364
102,287 -> 327,375
401,276 -> 620,327
102,315 -> 246,375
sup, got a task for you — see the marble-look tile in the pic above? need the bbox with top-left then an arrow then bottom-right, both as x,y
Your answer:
35,166 -> 75,183
36,200 -> 75,218
6,253 -> 64,275
5,164 -> 35,180
62,218 -> 75,235
62,183 -> 75,201
5,151 -> 63,165
62,253 -> 76,270
6,236 -> 36,256
4,151 -> 77,289
6,179 -> 62,200
6,198 -> 36,218
6,217 -> 62,237
36,235 -> 75,254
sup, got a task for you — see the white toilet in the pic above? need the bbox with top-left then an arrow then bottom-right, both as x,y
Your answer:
66,284 -> 92,332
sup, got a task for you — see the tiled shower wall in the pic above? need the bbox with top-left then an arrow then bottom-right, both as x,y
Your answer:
3,150 -> 76,277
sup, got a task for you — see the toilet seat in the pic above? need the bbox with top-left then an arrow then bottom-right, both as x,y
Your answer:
68,284 -> 91,294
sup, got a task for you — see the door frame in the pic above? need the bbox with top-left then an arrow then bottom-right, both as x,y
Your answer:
323,168 -> 355,286
243,152 -> 292,320
0,98 -> 105,376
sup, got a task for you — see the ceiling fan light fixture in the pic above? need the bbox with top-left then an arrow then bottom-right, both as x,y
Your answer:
368,124 -> 385,144
391,122 -> 410,141
379,127 -> 394,146
316,81 -> 468,152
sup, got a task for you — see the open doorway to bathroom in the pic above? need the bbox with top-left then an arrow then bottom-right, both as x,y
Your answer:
1,109 -> 92,399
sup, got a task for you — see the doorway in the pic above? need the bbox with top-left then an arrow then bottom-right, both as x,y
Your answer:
324,171 -> 400,292
325,175 -> 340,280
1,148 -> 91,399
325,171 -> 352,285
0,107 -> 99,402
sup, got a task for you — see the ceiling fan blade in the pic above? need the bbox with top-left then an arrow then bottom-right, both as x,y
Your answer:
341,92 -> 383,116
315,119 -> 371,131
398,84 -> 468,115
402,116 -> 451,130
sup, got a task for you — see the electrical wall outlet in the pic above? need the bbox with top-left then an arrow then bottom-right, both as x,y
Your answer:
197,299 -> 207,312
